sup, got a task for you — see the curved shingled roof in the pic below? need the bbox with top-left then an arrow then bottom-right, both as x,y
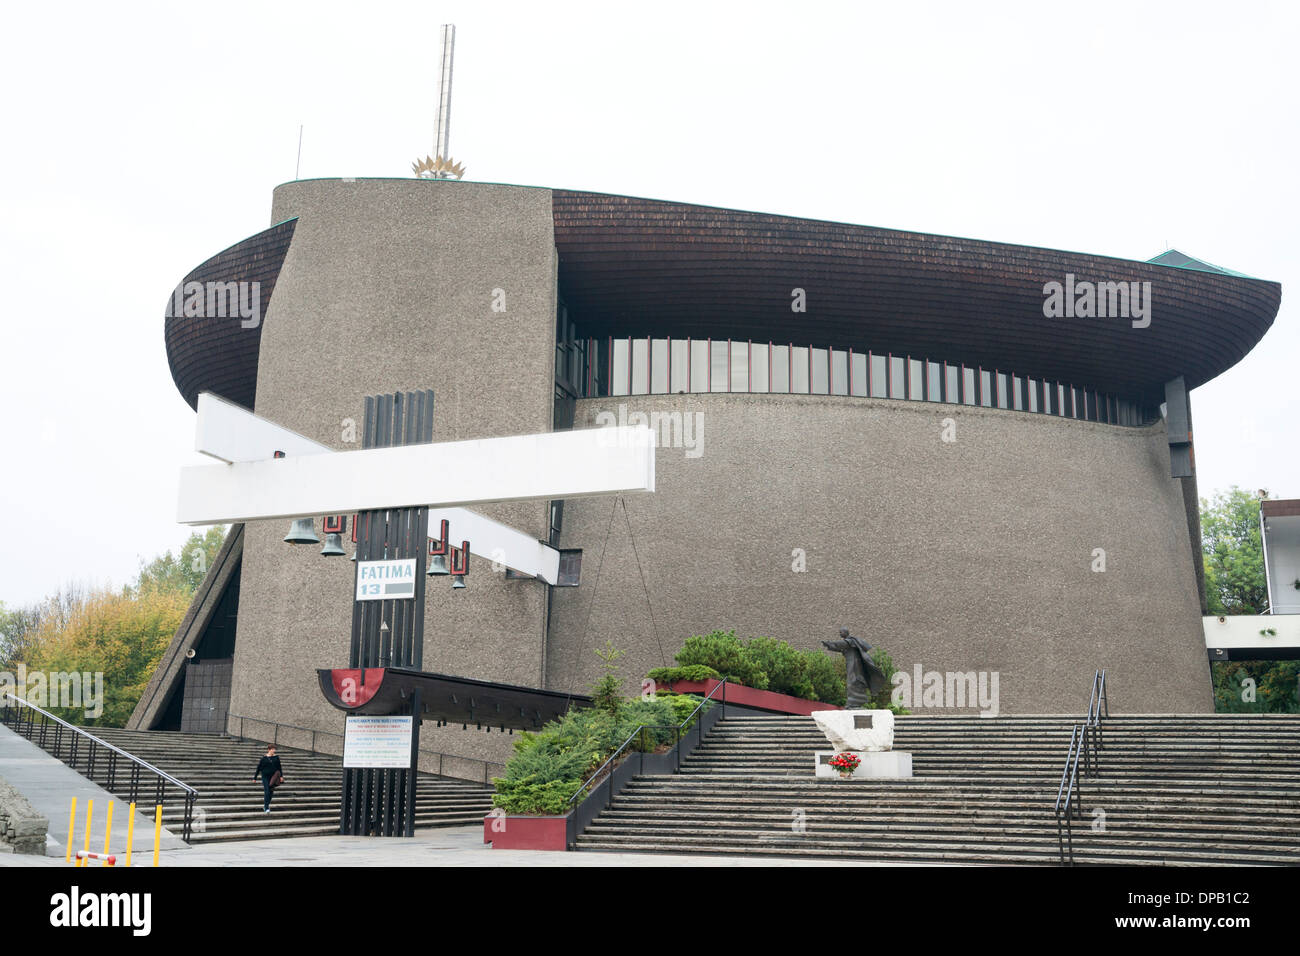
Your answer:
164,185 -> 1280,410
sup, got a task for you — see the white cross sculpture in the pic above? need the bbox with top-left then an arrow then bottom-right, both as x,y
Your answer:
177,392 -> 655,584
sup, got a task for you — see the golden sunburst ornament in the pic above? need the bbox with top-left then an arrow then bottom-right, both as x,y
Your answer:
412,154 -> 466,180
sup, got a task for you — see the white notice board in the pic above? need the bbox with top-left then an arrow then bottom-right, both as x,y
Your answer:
343,716 -> 414,768
355,559 -> 417,601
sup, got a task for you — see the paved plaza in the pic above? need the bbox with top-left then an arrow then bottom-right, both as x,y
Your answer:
0,823 -> 903,867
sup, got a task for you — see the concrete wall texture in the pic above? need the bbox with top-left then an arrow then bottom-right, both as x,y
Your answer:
230,180 -> 558,773
221,179 -> 1212,781
549,393 -> 1212,715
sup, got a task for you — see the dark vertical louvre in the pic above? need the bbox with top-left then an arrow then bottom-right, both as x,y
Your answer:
341,389 -> 435,836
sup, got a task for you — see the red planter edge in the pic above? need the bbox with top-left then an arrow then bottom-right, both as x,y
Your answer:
656,678 -> 842,716
483,813 -> 569,851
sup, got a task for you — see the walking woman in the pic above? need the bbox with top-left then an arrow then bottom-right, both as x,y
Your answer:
253,744 -> 284,813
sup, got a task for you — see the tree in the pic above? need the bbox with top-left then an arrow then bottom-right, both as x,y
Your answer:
590,641 -> 626,717
132,527 -> 228,596
4,527 -> 226,725
22,586 -> 190,726
0,601 -> 42,670
1200,487 -> 1298,714
1201,487 -> 1268,615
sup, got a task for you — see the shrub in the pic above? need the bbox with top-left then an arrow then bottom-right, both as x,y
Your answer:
492,688 -> 707,815
653,691 -> 712,728
490,779 -> 579,816
662,633 -> 848,704
646,664 -> 722,684
870,647 -> 908,712
745,636 -> 815,700
804,649 -> 847,706
591,640 -> 626,717
674,630 -> 769,690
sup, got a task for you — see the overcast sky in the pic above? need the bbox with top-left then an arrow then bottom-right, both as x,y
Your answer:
0,1 -> 1295,608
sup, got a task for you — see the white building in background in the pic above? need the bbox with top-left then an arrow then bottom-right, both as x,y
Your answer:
1263,499 -> 1300,616
1203,498 -> 1300,665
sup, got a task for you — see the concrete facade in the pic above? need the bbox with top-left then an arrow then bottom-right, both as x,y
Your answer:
230,180 -> 559,773
549,393 -> 1212,714
150,178 -> 1244,781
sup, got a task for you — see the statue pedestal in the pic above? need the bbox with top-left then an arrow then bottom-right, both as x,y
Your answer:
812,709 -> 895,751
815,750 -> 913,779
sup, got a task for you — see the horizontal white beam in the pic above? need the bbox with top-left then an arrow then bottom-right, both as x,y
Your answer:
190,393 -> 565,581
178,426 -> 655,526
1203,614 -> 1300,652
195,392 -> 332,463
430,507 -> 560,584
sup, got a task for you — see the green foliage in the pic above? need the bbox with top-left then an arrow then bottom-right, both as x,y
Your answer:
745,637 -> 815,700
646,664 -> 722,684
674,630 -> 769,689
22,586 -> 191,726
805,651 -> 846,707
666,629 -> 859,706
490,780 -> 576,816
2,528 -> 227,725
492,691 -> 700,815
1201,488 -> 1268,615
591,640 -> 626,717
131,527 -> 228,597
0,600 -> 43,671
869,647 -> 908,713
1197,488 -> 1298,715
1212,661 -> 1300,714
653,691 -> 711,727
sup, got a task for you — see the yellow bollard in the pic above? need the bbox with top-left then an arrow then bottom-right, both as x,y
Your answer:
102,801 -> 114,866
81,799 -> 93,868
153,805 -> 162,867
65,797 -> 77,864
125,802 -> 136,868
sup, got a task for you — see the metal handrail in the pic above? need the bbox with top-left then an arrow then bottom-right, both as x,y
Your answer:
567,677 -> 729,806
1054,724 -> 1085,866
1054,669 -> 1108,865
567,723 -> 680,806
1087,669 -> 1109,722
1,691 -> 198,841
1083,668 -> 1108,767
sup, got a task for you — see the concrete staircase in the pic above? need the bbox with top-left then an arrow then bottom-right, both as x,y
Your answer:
575,714 -> 1300,865
39,727 -> 493,844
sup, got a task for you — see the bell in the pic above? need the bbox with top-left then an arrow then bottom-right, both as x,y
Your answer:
321,533 -> 345,557
451,574 -> 466,589
427,554 -> 449,576
284,518 -> 320,545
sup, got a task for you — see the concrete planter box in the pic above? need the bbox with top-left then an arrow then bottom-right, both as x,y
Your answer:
483,813 -> 569,851
656,679 -> 841,716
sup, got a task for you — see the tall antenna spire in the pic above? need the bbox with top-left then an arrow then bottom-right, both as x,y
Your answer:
412,23 -> 466,180
435,24 -> 454,163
